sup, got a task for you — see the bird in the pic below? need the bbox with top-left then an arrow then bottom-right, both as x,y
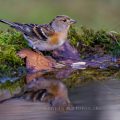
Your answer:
0,15 -> 76,51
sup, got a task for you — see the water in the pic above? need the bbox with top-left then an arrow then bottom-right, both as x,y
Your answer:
0,69 -> 120,120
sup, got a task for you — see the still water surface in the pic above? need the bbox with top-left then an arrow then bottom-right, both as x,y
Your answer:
0,77 -> 120,120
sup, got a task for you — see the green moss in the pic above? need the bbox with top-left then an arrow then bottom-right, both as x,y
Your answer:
0,30 -> 29,76
69,27 -> 120,57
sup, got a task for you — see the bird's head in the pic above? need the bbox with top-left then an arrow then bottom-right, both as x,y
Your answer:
50,15 -> 77,32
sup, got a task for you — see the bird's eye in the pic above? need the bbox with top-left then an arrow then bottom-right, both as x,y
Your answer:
63,19 -> 67,22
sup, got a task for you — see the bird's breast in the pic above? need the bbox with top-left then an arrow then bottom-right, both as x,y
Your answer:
48,32 -> 67,46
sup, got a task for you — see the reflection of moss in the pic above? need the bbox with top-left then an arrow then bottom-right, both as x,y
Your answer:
111,70 -> 120,80
41,68 -> 119,88
0,68 -> 119,93
63,68 -> 118,88
0,77 -> 25,94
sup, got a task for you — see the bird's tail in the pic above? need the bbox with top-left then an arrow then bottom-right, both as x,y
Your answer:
0,19 -> 24,32
0,19 -> 15,26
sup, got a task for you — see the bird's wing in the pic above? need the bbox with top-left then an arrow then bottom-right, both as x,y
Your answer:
0,19 -> 55,41
32,24 -> 55,40
22,24 -> 55,41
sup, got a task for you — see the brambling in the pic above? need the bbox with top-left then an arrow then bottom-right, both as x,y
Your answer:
0,15 -> 76,51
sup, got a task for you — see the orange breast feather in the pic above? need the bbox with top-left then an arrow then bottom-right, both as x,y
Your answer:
49,33 -> 60,45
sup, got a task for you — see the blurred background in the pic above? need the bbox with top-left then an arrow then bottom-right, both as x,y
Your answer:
0,0 -> 120,31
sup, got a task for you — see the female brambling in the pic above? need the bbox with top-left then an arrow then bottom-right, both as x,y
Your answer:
0,15 -> 76,51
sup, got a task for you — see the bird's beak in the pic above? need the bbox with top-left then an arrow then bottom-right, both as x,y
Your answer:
70,19 -> 77,24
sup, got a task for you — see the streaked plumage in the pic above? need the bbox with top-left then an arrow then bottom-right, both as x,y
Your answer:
0,15 -> 76,51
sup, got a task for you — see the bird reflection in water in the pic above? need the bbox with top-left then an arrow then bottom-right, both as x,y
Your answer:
0,67 -> 74,111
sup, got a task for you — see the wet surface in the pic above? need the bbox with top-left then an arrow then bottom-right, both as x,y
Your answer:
0,78 -> 120,120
